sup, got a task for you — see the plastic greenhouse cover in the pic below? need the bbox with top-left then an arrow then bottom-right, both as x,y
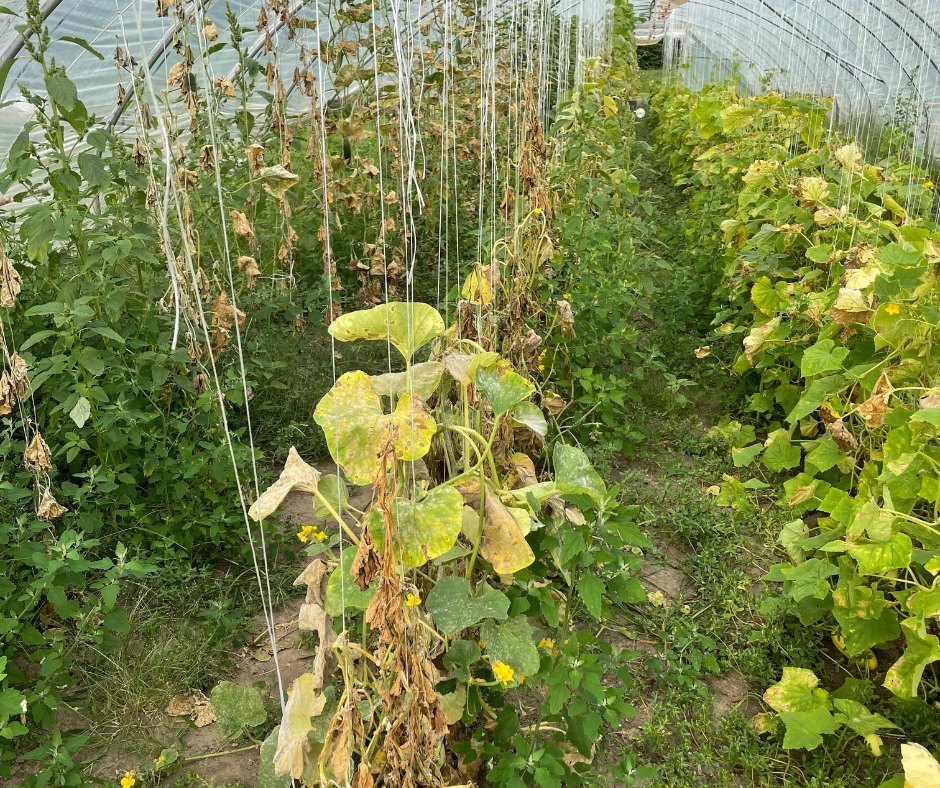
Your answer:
0,0 -> 367,157
664,0 -> 940,154
0,0 -> 608,161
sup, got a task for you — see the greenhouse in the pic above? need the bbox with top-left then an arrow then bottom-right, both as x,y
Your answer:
0,0 -> 939,786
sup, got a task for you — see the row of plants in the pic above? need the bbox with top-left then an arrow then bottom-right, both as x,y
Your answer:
247,2 -> 661,786
651,77 -> 940,768
0,0 -> 536,780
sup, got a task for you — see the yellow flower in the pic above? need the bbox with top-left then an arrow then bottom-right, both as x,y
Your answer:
297,525 -> 315,543
562,293 -> 570,299
313,529 -> 327,541
121,773 -> 136,788
538,364 -> 545,371
478,641 -> 485,649
405,592 -> 421,607
538,637 -> 555,650
533,208 -> 543,216
925,181 -> 934,190
885,303 -> 901,315
518,675 -> 525,684
492,661 -> 515,686
156,756 -> 165,764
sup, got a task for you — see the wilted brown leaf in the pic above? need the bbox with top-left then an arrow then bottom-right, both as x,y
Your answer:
919,390 -> 940,410
827,420 -> 858,451
294,559 -> 330,606
167,61 -> 185,87
230,210 -> 255,240
857,372 -> 892,427
543,393 -> 566,416
248,446 -> 321,521
212,290 -> 245,330
246,144 -> 265,172
0,370 -> 16,416
177,166 -> 198,190
25,432 -> 52,472
298,601 -> 337,688
37,487 -> 67,520
555,299 -> 575,334
166,688 -> 214,728
198,145 -> 215,173
202,19 -> 218,41
238,255 -> 261,280
213,76 -> 236,98
0,254 -> 22,308
10,354 -> 28,398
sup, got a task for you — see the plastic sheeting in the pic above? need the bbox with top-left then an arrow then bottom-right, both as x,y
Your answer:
0,0 -> 326,155
664,0 -> 940,155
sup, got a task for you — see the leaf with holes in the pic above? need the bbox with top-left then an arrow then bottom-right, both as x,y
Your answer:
425,577 -> 510,636
329,302 -> 444,362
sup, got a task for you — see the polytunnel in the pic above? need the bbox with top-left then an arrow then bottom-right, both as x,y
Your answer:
661,0 -> 940,154
3,0 -> 940,786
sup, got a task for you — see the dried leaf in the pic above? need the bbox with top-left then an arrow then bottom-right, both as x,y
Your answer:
297,602 -> 337,688
919,391 -> 940,410
555,300 -> 575,334
238,255 -> 261,278
177,166 -> 198,190
273,674 -> 327,778
857,372 -> 892,427
294,559 -> 330,606
166,689 -> 215,727
0,370 -> 15,416
0,254 -> 21,308
230,210 -> 256,240
246,144 -> 265,172
202,19 -> 218,41
10,353 -> 29,397
167,61 -> 185,87
828,420 -> 858,451
543,393 -> 566,416
248,447 -> 321,521
37,487 -> 67,521
212,290 -> 245,330
214,76 -> 236,98
25,433 -> 52,472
